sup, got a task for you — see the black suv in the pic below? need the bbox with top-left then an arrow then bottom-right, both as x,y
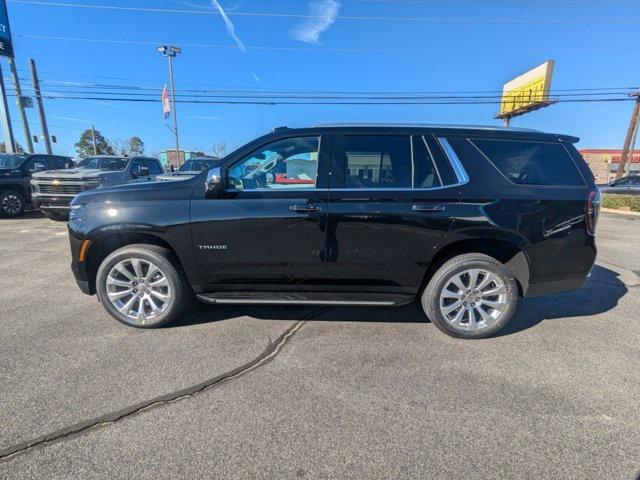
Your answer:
68,125 -> 599,339
0,153 -> 73,217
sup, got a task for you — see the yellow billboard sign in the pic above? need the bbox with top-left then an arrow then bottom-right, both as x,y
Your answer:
499,61 -> 554,118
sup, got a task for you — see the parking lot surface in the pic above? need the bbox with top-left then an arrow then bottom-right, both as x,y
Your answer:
0,211 -> 639,479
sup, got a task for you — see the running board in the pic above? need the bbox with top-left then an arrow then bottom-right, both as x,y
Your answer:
196,292 -> 413,306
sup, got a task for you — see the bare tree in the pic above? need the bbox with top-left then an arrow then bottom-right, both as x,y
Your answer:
210,141 -> 227,158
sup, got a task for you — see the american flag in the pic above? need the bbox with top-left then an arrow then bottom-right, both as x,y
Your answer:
161,84 -> 170,119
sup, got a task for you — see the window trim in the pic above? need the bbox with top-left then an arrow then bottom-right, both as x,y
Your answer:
437,137 -> 470,185
467,137 -> 587,188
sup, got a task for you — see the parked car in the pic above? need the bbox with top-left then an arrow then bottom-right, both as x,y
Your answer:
156,157 -> 221,181
597,175 -> 640,195
31,155 -> 164,221
67,124 -> 599,339
0,153 -> 73,218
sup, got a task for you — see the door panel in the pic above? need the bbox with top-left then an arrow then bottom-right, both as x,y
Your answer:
190,134 -> 330,292
325,133 -> 459,294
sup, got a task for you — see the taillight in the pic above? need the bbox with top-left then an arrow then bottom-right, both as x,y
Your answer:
586,189 -> 601,236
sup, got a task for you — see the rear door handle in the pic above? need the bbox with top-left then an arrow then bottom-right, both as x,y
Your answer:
411,204 -> 445,212
289,203 -> 320,213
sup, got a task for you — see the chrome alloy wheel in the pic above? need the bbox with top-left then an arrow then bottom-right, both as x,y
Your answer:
105,258 -> 171,325
439,268 -> 508,332
1,193 -> 22,216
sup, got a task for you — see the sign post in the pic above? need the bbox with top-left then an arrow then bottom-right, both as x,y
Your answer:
0,0 -> 16,152
496,61 -> 556,127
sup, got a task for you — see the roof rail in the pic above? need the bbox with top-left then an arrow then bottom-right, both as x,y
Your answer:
313,123 -> 540,133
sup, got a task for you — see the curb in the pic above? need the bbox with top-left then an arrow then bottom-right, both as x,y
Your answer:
601,208 -> 640,217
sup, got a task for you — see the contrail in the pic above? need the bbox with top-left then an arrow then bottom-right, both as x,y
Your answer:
211,0 -> 246,52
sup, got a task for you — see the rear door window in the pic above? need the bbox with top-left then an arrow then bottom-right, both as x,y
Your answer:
343,135 -> 412,189
471,139 -> 585,186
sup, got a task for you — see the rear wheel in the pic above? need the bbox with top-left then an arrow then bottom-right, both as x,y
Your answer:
0,190 -> 25,218
96,244 -> 192,328
43,211 -> 69,221
421,253 -> 519,339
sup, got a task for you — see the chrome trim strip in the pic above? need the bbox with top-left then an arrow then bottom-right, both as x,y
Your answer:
197,295 -> 396,306
410,135 -> 415,189
437,137 -> 470,185
32,193 -> 77,197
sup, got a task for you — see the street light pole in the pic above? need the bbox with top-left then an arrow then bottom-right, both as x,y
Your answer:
167,54 -> 180,165
157,45 -> 181,166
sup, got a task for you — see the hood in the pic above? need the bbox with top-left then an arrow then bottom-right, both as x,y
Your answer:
71,175 -> 199,206
32,168 -> 118,179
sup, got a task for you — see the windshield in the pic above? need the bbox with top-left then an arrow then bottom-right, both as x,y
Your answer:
0,154 -> 26,169
178,159 -> 218,172
78,157 -> 128,171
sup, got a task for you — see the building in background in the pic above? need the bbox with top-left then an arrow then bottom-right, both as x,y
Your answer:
580,149 -> 640,184
159,149 -> 206,169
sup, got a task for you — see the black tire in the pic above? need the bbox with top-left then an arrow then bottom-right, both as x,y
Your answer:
421,253 -> 519,339
96,244 -> 192,328
43,211 -> 69,221
0,190 -> 25,218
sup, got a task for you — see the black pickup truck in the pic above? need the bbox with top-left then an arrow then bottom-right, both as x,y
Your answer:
31,155 -> 164,220
0,153 -> 73,217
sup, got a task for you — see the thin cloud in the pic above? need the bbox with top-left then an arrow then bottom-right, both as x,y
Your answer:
186,115 -> 224,121
291,0 -> 342,44
211,0 -> 246,52
252,72 -> 261,83
52,115 -> 90,123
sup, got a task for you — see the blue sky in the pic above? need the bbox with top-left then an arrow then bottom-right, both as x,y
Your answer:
2,0 -> 640,157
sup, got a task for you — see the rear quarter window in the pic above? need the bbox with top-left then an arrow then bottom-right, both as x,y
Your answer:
470,138 -> 585,186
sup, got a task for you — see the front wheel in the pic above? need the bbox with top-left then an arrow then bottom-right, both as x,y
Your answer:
96,244 -> 192,328
421,253 -> 519,339
0,190 -> 25,218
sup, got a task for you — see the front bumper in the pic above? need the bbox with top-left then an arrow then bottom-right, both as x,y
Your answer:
32,193 -> 73,211
69,228 -> 95,295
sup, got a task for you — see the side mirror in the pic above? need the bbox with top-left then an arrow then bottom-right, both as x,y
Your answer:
205,167 -> 225,198
140,166 -> 150,177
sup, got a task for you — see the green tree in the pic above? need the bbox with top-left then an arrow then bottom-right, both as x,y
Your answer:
0,142 -> 25,153
127,136 -> 145,156
75,128 -> 113,158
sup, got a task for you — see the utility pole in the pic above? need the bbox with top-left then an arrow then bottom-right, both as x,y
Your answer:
616,91 -> 640,179
157,45 -> 181,166
91,124 -> 98,155
29,58 -> 51,154
0,62 -> 15,153
8,58 -> 32,152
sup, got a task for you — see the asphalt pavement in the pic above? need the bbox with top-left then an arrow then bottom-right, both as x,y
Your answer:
0,211 -> 638,479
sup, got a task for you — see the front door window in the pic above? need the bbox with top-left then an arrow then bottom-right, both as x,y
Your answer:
227,136 -> 320,191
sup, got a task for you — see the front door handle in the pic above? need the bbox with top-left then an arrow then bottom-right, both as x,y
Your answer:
411,204 -> 445,213
289,203 -> 320,213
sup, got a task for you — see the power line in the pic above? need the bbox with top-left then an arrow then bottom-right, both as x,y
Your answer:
16,34 -> 640,55
8,0 -> 640,23
33,94 -> 637,106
